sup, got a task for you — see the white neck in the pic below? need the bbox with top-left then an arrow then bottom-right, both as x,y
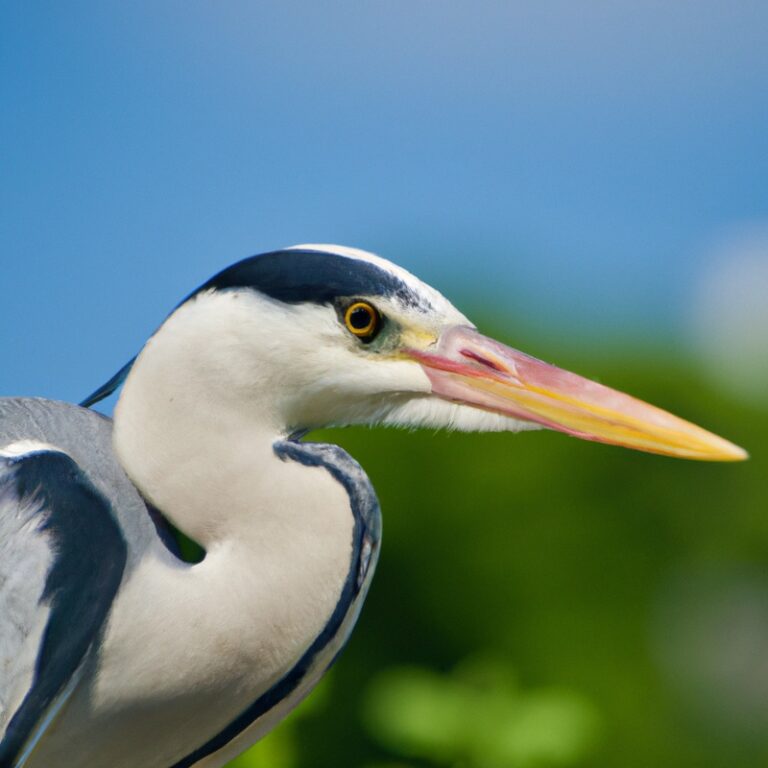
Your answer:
112,293 -> 342,548
101,310 -> 362,765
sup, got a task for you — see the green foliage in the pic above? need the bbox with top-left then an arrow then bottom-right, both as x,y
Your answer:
227,335 -> 767,768
363,656 -> 600,767
226,730 -> 296,768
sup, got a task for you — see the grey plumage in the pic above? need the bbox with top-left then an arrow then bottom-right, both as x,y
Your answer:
0,399 -> 139,766
0,399 -> 156,562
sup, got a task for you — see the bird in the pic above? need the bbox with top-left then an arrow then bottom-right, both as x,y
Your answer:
0,244 -> 746,768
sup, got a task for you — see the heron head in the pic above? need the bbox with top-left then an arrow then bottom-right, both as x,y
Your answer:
115,245 -> 746,461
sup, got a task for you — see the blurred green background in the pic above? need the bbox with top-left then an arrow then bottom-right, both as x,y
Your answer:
226,325 -> 766,768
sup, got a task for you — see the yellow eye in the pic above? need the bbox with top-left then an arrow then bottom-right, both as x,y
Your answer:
344,301 -> 380,340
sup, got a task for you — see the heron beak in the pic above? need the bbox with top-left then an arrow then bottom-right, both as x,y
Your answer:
406,325 -> 747,461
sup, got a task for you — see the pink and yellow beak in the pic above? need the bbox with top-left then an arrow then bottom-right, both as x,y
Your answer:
407,326 -> 747,461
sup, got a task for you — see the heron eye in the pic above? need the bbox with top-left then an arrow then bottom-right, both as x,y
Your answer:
344,301 -> 380,340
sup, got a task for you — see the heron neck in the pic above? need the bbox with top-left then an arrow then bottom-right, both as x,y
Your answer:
111,323 -> 319,548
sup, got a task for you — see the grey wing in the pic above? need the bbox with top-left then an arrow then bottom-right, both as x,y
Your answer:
0,443 -> 127,768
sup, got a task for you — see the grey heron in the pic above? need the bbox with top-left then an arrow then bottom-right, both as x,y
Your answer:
0,245 -> 746,768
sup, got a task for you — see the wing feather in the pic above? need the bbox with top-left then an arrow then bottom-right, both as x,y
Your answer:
0,444 -> 127,767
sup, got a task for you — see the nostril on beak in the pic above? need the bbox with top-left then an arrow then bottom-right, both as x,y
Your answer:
460,348 -> 510,374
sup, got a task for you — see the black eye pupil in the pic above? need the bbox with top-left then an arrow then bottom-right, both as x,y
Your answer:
349,307 -> 372,329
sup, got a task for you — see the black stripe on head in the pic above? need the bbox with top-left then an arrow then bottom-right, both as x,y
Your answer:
81,248 -> 428,409
192,248 -> 428,308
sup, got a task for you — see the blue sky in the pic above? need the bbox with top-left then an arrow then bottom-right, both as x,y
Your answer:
2,1 -> 767,403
